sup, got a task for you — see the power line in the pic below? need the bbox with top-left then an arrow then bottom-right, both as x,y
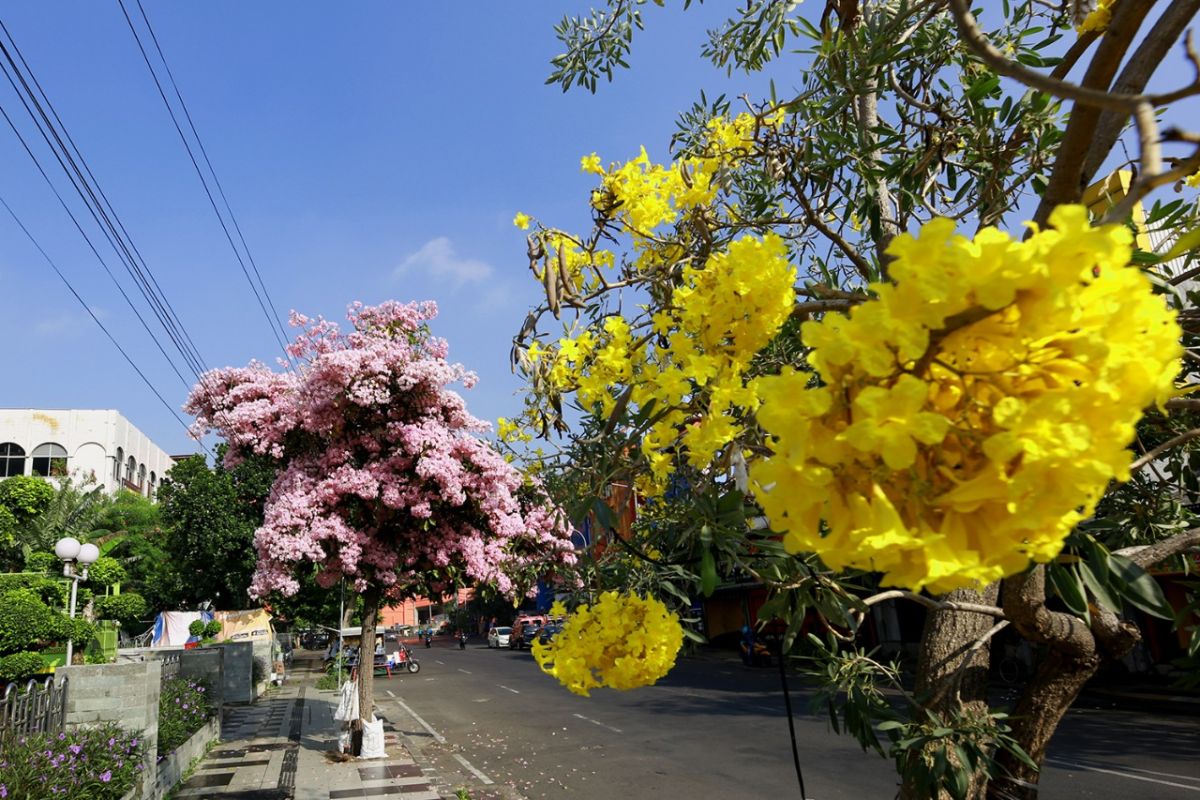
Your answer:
0,100 -> 193,390
0,193 -> 215,460
0,21 -> 210,381
119,0 -> 294,365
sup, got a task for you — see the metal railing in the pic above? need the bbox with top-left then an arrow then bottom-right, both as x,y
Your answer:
0,675 -> 68,736
158,651 -> 181,681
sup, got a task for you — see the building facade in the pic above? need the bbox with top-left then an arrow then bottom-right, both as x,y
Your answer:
0,409 -> 179,498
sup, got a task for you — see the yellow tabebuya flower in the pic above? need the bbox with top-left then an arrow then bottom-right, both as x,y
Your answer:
513,212 -> 531,230
752,205 -> 1182,594
533,592 -> 683,697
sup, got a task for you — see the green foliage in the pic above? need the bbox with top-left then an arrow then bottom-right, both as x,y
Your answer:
188,619 -> 207,638
0,573 -> 64,607
0,650 -> 47,680
86,556 -> 126,588
0,588 -> 70,655
24,550 -> 57,575
315,671 -> 340,690
804,635 -> 1036,800
157,676 -> 215,755
204,620 -> 222,639
93,592 -> 149,628
0,722 -> 145,799
0,475 -> 55,522
156,449 -> 276,608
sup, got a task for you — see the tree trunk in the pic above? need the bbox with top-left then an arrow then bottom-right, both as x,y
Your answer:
903,584 -> 1001,800
986,649 -> 1100,800
358,586 -> 381,727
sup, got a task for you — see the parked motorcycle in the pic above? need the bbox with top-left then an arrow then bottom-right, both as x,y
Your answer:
395,643 -> 421,674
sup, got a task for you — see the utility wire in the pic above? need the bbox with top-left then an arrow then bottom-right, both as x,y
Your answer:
0,193 -> 215,459
0,23 -> 209,380
119,0 -> 294,365
0,101 -> 193,390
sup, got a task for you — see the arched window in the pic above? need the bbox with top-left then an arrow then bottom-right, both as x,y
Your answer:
125,456 -> 136,484
149,471 -> 157,500
114,447 -> 123,482
31,443 -> 68,477
0,443 -> 25,477
138,464 -> 146,489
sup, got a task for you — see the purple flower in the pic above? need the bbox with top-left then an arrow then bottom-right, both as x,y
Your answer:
99,770 -> 112,783
131,738 -> 138,747
107,737 -> 116,747
69,745 -> 82,755
57,733 -> 66,741
1,783 -> 7,798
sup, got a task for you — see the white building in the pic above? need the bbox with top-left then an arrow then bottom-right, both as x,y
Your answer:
0,409 -> 182,499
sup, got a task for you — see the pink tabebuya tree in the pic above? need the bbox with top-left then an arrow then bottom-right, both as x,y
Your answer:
186,300 -> 575,722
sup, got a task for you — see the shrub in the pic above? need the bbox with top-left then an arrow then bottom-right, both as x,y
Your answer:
23,551 -> 56,575
0,651 -> 46,681
0,722 -> 144,799
94,593 -> 148,628
187,619 -> 206,638
203,620 -> 221,639
86,557 -> 125,588
0,589 -> 68,655
157,677 -> 214,756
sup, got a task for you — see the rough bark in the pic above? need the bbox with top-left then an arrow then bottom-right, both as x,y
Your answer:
1031,0 -> 1154,227
1080,0 -> 1200,186
902,583 -> 1002,800
986,570 -> 1140,800
358,586 -> 381,726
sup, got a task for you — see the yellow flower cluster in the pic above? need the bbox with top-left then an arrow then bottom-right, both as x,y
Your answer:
590,111 -> 778,238
534,234 -> 795,493
634,234 -> 797,490
750,205 -> 1181,593
532,592 -> 683,696
1186,170 -> 1200,189
1077,0 -> 1115,33
496,416 -> 532,445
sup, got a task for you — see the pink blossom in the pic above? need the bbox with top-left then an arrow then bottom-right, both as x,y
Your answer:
188,301 -> 574,602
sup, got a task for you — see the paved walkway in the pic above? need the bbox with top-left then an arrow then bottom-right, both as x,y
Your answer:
172,654 -> 455,800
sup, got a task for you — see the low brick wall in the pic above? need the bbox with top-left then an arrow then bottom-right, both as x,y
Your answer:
60,659 -> 161,788
153,714 -> 219,799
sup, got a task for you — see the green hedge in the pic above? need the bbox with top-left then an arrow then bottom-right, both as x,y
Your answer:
157,677 -> 214,755
0,650 -> 46,681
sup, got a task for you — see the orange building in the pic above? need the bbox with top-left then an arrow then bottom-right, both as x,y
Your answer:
379,587 -> 474,628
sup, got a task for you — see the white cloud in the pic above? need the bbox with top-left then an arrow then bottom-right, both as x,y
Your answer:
393,237 -> 494,289
34,306 -> 107,335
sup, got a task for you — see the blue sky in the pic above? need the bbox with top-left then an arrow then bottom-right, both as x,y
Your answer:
0,2 -> 780,455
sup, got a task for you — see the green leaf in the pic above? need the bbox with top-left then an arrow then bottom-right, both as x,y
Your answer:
1047,563 -> 1088,617
1161,228 -> 1200,263
1107,554 -> 1176,619
1078,560 -> 1119,612
699,548 -> 718,597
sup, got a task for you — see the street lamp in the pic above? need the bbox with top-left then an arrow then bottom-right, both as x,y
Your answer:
55,537 -> 99,666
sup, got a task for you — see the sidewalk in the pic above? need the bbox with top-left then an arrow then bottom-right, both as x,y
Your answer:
170,653 -> 458,800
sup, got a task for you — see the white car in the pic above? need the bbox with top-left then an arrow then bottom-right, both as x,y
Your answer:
487,626 -> 512,649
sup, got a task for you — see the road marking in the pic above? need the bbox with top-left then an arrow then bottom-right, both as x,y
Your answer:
425,677 -> 437,681
385,690 -> 395,698
458,668 -> 472,674
452,753 -> 494,784
498,685 -> 520,694
389,696 -> 446,744
1047,759 -> 1200,792
473,698 -> 491,703
435,659 -> 445,665
572,712 -> 622,734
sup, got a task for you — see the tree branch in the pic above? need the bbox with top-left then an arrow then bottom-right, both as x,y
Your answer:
1082,0 -> 1200,184
1001,567 -> 1094,659
1115,527 -> 1200,568
863,588 -> 1007,619
1129,428 -> 1200,472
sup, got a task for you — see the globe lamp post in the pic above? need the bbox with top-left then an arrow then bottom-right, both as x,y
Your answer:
55,537 -> 100,666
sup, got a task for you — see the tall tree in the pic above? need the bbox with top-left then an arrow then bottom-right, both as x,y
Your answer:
156,447 -> 276,608
187,300 -> 576,727
510,2 -> 1200,798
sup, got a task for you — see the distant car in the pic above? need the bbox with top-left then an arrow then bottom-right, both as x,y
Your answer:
536,624 -> 562,646
487,626 -> 512,649
514,623 -> 544,650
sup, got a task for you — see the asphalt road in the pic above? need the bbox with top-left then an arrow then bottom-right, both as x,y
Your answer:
371,639 -> 1200,799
